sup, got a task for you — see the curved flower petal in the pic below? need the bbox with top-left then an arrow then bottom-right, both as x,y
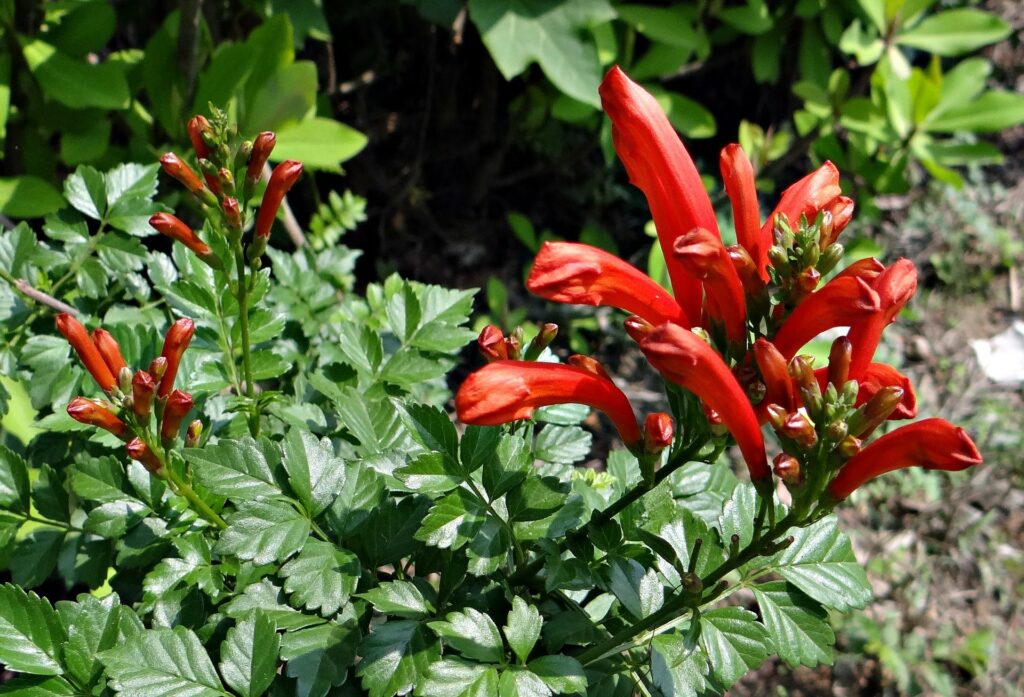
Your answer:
753,338 -> 795,418
761,161 -> 841,239
455,360 -> 641,445
828,418 -> 981,500
527,241 -> 690,327
772,276 -> 881,359
639,323 -> 769,481
847,259 -> 918,377
671,228 -> 746,343
599,66 -> 717,321
720,144 -> 768,280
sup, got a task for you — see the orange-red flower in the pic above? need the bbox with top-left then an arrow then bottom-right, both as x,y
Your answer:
126,437 -> 162,474
643,412 -> 674,453
847,259 -> 918,378
455,360 -> 641,445
187,116 -> 212,159
149,213 -> 217,262
56,314 -> 117,392
67,397 -> 127,438
638,323 -> 769,481
527,241 -> 690,328
477,325 -> 509,362
753,338 -> 795,417
157,319 -> 195,398
762,161 -> 842,240
160,153 -> 206,196
599,66 -> 717,322
91,329 -> 127,378
771,276 -> 881,359
828,418 -> 982,500
161,390 -> 194,440
671,228 -> 746,342
720,144 -> 768,281
132,370 -> 156,419
247,132 -> 276,186
255,160 -> 303,239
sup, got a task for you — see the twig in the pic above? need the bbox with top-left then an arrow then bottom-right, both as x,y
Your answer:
262,162 -> 306,248
1,271 -> 80,316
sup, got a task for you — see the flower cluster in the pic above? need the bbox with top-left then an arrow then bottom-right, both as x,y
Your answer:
153,111 -> 303,266
455,67 -> 981,508
57,313 -> 198,476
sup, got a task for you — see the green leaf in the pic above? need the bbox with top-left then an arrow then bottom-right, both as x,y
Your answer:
606,557 -> 663,620
83,499 -> 150,538
402,403 -> 459,461
21,39 -> 129,110
650,633 -> 708,697
772,515 -> 872,612
0,584 -> 66,676
459,425 -> 501,474
616,5 -> 701,49
185,438 -> 283,501
324,462 -> 385,539
466,518 -> 509,576
282,429 -> 347,516
654,510 -> 726,579
417,659 -> 499,697
244,62 -> 317,133
467,0 -> 616,107
0,178 -> 64,218
222,580 -> 324,631
10,530 -> 65,589
897,9 -> 1010,56
219,612 -> 280,697
358,581 -> 434,619
414,488 -> 486,549
718,483 -> 758,548
428,607 -> 503,663
216,499 -> 310,564
483,434 -> 531,499
753,581 -> 834,668
63,165 -> 107,220
99,626 -> 226,697
70,456 -> 130,504
528,655 -> 587,694
280,539 -> 360,616
506,476 -> 568,523
273,117 -> 368,171
357,621 -> 440,697
281,620 -> 359,697
0,675 -> 78,695
56,594 -> 123,690
924,90 -> 1024,133
0,445 -> 29,515
719,0 -> 772,34
504,597 -> 542,663
699,608 -> 770,688
534,426 -> 591,465
395,452 -> 463,494
498,667 -> 551,697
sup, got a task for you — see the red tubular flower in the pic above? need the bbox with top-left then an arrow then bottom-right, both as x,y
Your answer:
599,67 -> 718,322
847,259 -> 918,378
157,318 -> 195,397
132,370 -> 156,420
761,161 -> 841,240
67,397 -> 127,438
56,314 -> 117,392
160,153 -> 206,196
527,241 -> 690,328
149,213 -> 215,259
834,257 -> 885,283
643,412 -> 674,453
126,438 -> 163,474
720,144 -> 768,280
91,329 -> 127,377
187,116 -> 212,159
822,196 -> 854,247
477,325 -> 508,362
827,418 -> 982,500
672,228 -> 746,342
255,160 -> 303,239
855,363 -> 917,419
771,276 -> 881,359
247,132 -> 277,186
161,390 -> 194,440
455,360 -> 641,445
753,339 -> 795,416
639,323 -> 769,481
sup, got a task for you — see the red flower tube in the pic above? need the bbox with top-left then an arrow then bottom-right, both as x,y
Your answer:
132,370 -> 156,420
639,323 -> 769,481
160,153 -> 206,197
477,325 -> 508,362
56,314 -> 117,392
771,276 -> 881,359
455,360 -> 641,445
847,259 -> 918,378
187,116 -> 212,159
753,338 -> 795,416
720,144 -> 768,280
157,318 -> 195,398
855,363 -> 917,420
671,228 -> 746,342
644,412 -> 674,453
161,390 -> 194,440
827,418 -> 982,500
247,132 -> 277,186
527,241 -> 690,328
67,397 -> 127,438
91,329 -> 127,377
761,161 -> 841,240
255,160 -> 303,239
834,257 -> 885,283
599,66 -> 718,321
822,196 -> 854,247
148,213 -> 217,262
126,438 -> 163,474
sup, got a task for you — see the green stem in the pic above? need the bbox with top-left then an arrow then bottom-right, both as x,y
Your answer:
149,444 -> 228,529
20,512 -> 84,533
232,243 -> 259,436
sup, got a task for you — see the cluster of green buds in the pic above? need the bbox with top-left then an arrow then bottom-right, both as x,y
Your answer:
154,109 -> 303,270
766,208 -> 851,309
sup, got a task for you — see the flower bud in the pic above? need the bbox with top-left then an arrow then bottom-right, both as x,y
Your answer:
726,244 -> 764,295
187,116 -> 212,159
117,366 -> 132,394
222,197 -> 242,233
766,403 -> 788,430
781,410 -> 818,447
837,434 -> 862,459
185,419 -> 203,448
157,319 -> 195,398
477,325 -> 507,362
789,355 -> 822,416
56,314 -> 117,392
160,153 -> 216,205
255,160 -> 303,239
126,438 -> 162,474
91,329 -> 127,377
149,213 -> 221,269
67,397 -> 128,438
643,412 -> 674,453
132,370 -> 156,420
161,390 -> 193,441
800,242 -> 820,269
825,420 -> 848,442
796,267 -> 821,296
148,356 -> 168,382
817,243 -> 844,275
524,323 -> 558,361
506,327 -> 524,361
768,245 -> 790,271
847,386 -> 904,438
773,453 -> 802,486
245,131 -> 276,199
235,141 -> 253,173
568,354 -> 611,380
218,167 -> 236,197
624,315 -> 655,343
827,336 -> 852,389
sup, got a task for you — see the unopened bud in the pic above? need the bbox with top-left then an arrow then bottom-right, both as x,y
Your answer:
838,434 -> 862,459
800,242 -> 820,268
643,412 -> 674,453
818,243 -> 844,275
726,245 -> 763,295
255,160 -> 303,239
773,214 -> 794,246
524,322 -> 558,361
218,167 -> 235,197
92,328 -> 128,377
766,404 -> 788,430
827,336 -> 852,389
187,115 -> 212,159
117,366 -> 132,394
185,419 -> 203,448
796,267 -> 821,295
160,153 -> 216,205
222,197 -> 242,233
235,140 -> 253,172
768,245 -> 790,271
841,379 -> 859,405
773,453 -> 802,486
132,370 -> 156,420
847,386 -> 904,438
160,390 -> 194,441
825,420 -> 848,442
126,438 -> 162,475
624,315 -> 654,343
781,410 -> 818,447
245,131 -> 276,199
148,357 -> 168,382
477,325 -> 508,362
506,327 -> 524,360
568,354 -> 610,380
67,397 -> 128,439
789,355 -> 823,416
